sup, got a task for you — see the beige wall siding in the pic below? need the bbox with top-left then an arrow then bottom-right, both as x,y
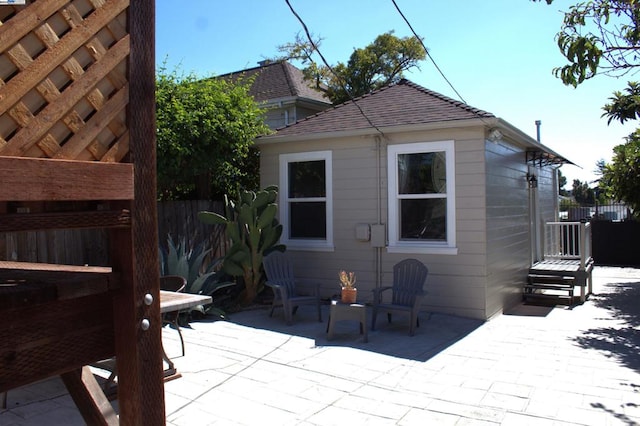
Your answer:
260,127 -> 492,320
260,134 -> 382,299
258,125 -> 555,321
263,107 -> 288,130
262,105 -> 330,130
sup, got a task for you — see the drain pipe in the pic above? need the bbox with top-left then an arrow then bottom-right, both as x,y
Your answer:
375,135 -> 382,291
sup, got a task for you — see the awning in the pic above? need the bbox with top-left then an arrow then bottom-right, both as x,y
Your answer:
526,149 -> 574,167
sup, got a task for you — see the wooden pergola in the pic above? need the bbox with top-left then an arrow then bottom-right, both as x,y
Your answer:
0,1 -> 164,424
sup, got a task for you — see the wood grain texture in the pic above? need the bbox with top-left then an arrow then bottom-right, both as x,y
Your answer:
0,156 -> 133,201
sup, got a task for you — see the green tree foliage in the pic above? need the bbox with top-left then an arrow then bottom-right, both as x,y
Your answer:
558,169 -> 568,196
198,185 -> 285,306
535,0 -> 640,87
156,66 -> 270,200
602,81 -> 640,124
536,0 -> 640,218
277,31 -> 426,104
572,179 -> 596,205
599,130 -> 640,219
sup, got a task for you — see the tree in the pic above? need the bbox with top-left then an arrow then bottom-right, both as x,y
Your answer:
572,179 -> 596,205
558,169 -> 569,196
602,81 -> 640,124
156,66 -> 270,200
276,31 -> 426,104
536,0 -> 640,217
598,130 -> 640,219
535,0 -> 640,87
535,0 -> 640,121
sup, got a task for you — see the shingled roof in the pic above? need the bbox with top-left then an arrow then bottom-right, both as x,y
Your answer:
219,61 -> 330,105
270,79 -> 495,138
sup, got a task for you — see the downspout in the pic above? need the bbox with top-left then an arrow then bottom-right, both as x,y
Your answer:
375,135 -> 383,290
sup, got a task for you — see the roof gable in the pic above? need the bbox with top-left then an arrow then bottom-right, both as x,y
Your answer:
219,61 -> 330,105
271,79 -> 495,137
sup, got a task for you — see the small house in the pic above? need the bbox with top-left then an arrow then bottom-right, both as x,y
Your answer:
257,79 -> 571,320
219,61 -> 332,130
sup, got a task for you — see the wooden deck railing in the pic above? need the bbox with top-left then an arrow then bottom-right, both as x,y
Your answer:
543,221 -> 592,268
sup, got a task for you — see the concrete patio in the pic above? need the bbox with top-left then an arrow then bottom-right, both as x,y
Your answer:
2,266 -> 640,425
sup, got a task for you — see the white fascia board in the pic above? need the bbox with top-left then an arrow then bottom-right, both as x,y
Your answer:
256,118 -> 490,146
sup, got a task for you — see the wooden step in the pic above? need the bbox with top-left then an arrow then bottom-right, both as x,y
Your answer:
528,274 -> 575,285
524,284 -> 573,291
525,274 -> 576,306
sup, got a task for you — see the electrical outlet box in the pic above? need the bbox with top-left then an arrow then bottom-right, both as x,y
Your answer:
355,223 -> 370,241
370,224 -> 386,247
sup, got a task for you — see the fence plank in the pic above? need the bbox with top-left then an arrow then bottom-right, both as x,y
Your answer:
1,200 -> 227,265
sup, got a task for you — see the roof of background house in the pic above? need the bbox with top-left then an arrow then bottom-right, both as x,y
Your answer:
267,79 -> 496,138
218,61 -> 330,105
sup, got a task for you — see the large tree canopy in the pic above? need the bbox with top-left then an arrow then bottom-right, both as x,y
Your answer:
276,31 -> 426,104
156,67 -> 270,200
599,130 -> 640,218
536,0 -> 640,87
537,0 -> 640,215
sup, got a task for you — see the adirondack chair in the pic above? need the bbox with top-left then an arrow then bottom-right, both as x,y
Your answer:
161,275 -> 187,356
263,251 -> 322,325
371,259 -> 429,336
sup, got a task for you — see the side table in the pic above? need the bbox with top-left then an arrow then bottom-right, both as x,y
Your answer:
326,300 -> 368,343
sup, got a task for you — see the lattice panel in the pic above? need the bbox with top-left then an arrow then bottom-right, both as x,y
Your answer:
0,0 -> 130,162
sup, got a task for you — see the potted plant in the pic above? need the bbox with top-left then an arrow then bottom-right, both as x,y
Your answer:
339,270 -> 357,303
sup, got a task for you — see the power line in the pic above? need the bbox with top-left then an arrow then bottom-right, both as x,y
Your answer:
390,0 -> 503,131
284,0 -> 385,137
390,0 -> 468,105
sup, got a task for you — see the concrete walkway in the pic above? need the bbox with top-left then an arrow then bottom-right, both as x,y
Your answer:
2,266 -> 640,425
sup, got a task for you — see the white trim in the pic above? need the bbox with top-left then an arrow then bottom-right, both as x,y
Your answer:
279,151 -> 334,251
387,245 -> 459,255
387,141 -> 457,254
256,118 -> 491,145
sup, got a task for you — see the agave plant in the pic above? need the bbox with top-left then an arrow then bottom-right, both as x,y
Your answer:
159,235 -> 234,317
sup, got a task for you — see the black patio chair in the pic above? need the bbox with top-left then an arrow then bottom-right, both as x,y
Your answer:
262,251 -> 322,325
371,259 -> 429,336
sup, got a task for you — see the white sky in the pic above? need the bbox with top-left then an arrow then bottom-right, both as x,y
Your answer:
156,0 -> 638,188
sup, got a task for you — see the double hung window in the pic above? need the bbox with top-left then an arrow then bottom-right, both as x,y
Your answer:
279,151 -> 333,251
387,141 -> 457,254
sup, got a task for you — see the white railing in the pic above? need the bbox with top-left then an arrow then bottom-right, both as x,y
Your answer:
543,221 -> 592,268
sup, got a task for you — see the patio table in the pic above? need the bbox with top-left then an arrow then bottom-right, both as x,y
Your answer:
326,300 -> 368,342
159,290 -> 211,379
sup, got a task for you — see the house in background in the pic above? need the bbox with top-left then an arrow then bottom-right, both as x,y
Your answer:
257,79 -> 572,321
219,61 -> 332,130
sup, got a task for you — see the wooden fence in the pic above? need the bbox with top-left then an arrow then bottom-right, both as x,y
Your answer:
0,200 -> 225,265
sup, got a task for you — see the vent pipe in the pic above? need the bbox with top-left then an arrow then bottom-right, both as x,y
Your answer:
535,120 -> 541,143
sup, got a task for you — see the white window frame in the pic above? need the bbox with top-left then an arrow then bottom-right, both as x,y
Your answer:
279,151 -> 334,251
387,141 -> 457,255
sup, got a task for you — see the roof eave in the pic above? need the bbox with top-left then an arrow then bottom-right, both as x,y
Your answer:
494,118 -> 575,166
258,96 -> 331,108
256,118 -> 492,145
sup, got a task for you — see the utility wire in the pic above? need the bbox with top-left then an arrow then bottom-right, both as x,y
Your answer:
390,0 -> 468,105
284,0 -> 385,137
391,0 -> 501,131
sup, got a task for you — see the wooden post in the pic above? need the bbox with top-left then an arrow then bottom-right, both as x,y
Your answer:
113,1 -> 165,424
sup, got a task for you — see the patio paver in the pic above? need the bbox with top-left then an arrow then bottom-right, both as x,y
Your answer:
2,266 -> 640,425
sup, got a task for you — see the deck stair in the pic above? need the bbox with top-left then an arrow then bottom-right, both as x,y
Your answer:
524,274 -> 576,305
525,220 -> 594,306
